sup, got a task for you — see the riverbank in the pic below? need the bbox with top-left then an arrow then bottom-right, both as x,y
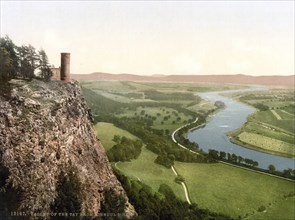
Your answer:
173,115 -> 295,181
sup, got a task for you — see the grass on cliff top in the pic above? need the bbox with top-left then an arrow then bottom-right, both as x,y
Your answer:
174,162 -> 295,219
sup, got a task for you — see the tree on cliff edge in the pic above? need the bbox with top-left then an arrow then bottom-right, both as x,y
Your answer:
0,47 -> 13,82
39,49 -> 53,81
0,36 -> 52,82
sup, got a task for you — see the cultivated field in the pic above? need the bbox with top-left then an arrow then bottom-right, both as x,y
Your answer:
229,89 -> 295,157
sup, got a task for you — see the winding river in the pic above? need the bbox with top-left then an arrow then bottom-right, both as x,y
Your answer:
188,87 -> 295,171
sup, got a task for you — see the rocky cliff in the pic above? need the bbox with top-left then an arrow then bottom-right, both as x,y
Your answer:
0,79 -> 136,219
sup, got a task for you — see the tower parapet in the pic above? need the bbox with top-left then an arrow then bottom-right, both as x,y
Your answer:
60,53 -> 70,82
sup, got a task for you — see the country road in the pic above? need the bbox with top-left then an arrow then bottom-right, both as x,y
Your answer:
171,117 -> 199,155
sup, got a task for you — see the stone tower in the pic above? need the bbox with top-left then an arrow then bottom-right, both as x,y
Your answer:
60,53 -> 70,81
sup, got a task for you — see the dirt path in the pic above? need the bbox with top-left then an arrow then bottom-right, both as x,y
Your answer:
171,166 -> 191,204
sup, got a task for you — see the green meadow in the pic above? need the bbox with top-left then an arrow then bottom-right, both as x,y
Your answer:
94,122 -> 185,201
115,147 -> 186,202
174,162 -> 295,219
117,106 -> 194,132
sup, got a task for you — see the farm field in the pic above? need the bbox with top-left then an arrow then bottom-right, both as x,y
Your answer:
229,89 -> 295,157
116,106 -> 194,132
174,162 -> 295,219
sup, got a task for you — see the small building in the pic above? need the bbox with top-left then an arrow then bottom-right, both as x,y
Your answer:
51,67 -> 61,80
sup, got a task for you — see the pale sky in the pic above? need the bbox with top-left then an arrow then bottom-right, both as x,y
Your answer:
0,1 -> 294,76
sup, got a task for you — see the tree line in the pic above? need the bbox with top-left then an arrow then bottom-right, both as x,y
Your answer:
0,36 -> 52,82
207,149 -> 295,180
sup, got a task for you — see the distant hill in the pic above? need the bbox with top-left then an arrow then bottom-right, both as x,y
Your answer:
72,72 -> 295,87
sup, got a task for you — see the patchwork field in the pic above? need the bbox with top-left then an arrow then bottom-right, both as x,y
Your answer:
229,89 -> 295,157
174,162 -> 295,219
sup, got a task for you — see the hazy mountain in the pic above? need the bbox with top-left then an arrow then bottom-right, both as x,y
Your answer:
72,72 -> 295,87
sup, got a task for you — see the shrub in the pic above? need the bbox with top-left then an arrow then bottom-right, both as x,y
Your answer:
51,166 -> 82,214
257,206 -> 266,212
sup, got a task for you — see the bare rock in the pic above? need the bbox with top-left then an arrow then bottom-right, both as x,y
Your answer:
0,79 -> 136,219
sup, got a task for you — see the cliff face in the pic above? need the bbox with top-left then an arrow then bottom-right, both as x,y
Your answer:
0,79 -> 135,218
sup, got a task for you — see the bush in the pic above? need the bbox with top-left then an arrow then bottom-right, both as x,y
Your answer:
100,189 -> 127,214
154,155 -> 174,168
0,165 -> 23,218
51,166 -> 82,214
257,206 -> 266,212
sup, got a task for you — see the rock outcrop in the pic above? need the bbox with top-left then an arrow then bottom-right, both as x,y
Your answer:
0,79 -> 136,219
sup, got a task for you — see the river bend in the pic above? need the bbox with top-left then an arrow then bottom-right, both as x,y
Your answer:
188,87 -> 294,171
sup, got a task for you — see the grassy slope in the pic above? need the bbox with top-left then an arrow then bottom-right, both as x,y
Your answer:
116,147 -> 186,201
94,122 -> 139,150
174,162 -> 295,219
248,197 -> 295,220
94,122 -> 185,201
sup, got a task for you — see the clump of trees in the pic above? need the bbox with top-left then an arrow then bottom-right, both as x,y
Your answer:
268,164 -> 295,180
100,189 -> 127,214
253,103 -> 269,111
107,136 -> 143,162
154,154 -> 175,168
0,36 -> 52,83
